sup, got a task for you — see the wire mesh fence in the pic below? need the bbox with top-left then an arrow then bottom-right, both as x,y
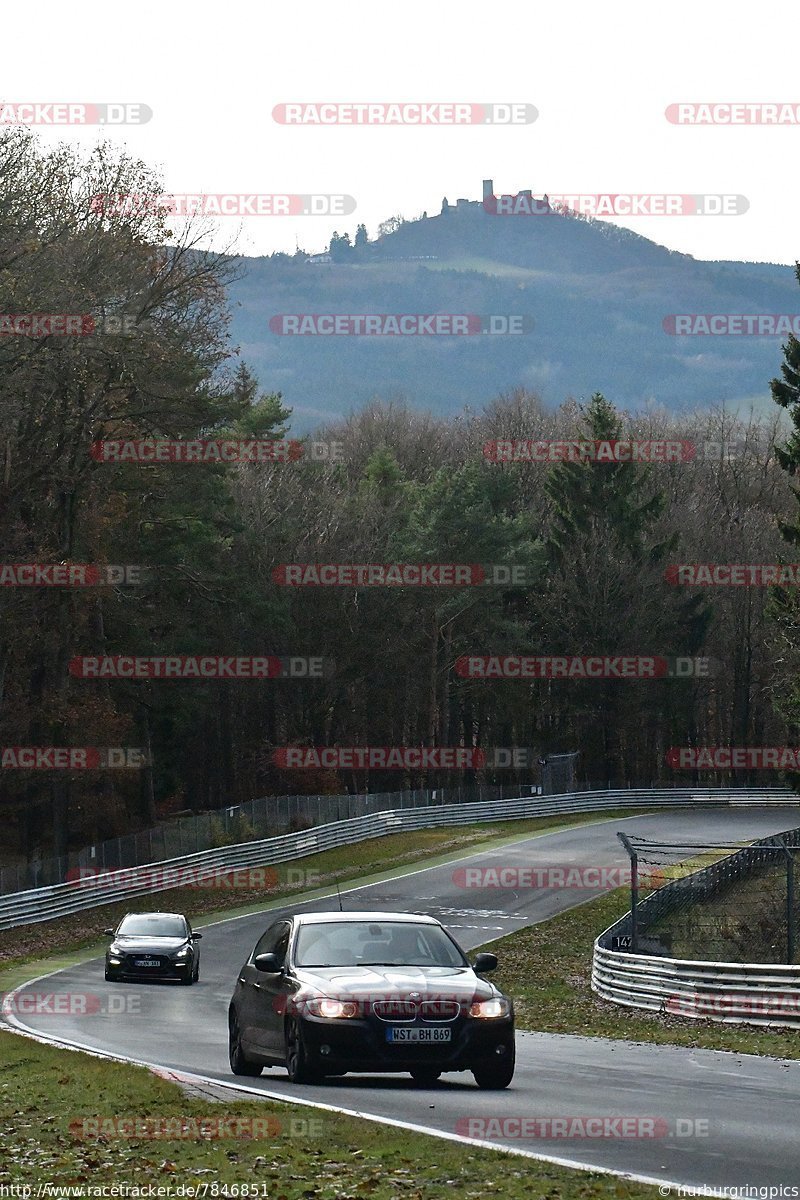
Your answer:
615,827 -> 800,964
0,779 -> 547,894
4,775 -> 788,898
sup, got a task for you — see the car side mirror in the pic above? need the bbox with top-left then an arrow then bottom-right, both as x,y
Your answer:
191,932 -> 203,940
103,929 -> 115,937
472,952 -> 498,973
254,952 -> 281,973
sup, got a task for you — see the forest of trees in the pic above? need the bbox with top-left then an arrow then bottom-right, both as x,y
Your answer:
3,126 -> 800,865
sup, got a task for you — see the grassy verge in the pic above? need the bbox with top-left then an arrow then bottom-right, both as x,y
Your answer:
478,888 -> 800,1058
0,1030 -> 660,1197
0,809 -> 642,978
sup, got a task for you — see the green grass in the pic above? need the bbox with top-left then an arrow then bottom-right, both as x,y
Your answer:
0,1030 -> 661,1196
0,810 -> 644,982
478,887 -> 800,1058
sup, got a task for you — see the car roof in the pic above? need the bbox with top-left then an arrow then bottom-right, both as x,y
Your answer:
291,911 -> 440,926
122,912 -> 187,919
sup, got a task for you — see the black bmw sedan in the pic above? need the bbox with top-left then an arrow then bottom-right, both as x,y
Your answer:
228,911 -> 515,1087
104,912 -> 202,983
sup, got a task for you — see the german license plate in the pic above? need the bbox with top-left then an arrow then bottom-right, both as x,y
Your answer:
386,1027 -> 451,1043
134,959 -> 159,967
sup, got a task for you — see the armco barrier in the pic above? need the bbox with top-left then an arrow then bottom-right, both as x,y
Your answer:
0,787 -> 795,931
592,821 -> 800,1029
592,943 -> 800,1029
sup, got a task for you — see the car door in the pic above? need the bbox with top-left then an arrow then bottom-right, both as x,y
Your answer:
251,922 -> 293,1057
237,920 -> 288,1054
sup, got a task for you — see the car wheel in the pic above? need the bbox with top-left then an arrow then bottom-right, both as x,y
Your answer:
180,970 -> 194,985
471,1048 -> 515,1090
285,1017 -> 322,1084
104,969 -> 113,982
193,962 -> 200,983
410,1067 -> 441,1086
229,1011 -> 263,1077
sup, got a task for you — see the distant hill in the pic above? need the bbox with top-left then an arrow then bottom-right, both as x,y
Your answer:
227,188 -> 798,432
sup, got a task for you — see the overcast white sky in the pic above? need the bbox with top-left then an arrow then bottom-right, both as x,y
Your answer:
3,0 -> 798,264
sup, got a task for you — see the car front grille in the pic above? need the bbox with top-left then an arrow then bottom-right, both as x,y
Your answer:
372,1000 -> 417,1021
418,1000 -> 460,1022
371,998 -> 461,1022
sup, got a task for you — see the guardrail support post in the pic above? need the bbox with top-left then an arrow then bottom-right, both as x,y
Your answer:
618,832 -> 638,952
787,845 -> 796,965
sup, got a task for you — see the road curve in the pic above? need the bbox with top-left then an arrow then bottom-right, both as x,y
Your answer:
6,807 -> 800,1191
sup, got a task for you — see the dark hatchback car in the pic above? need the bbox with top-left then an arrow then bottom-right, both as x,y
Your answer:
104,912 -> 202,983
228,911 -> 515,1087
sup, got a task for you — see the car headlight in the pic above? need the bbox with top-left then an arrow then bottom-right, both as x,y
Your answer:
469,997 -> 511,1019
304,997 -> 359,1019
173,946 -> 191,959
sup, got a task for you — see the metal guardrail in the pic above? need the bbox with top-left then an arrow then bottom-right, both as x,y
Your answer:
2,781 -> 546,894
593,821 -> 800,1028
3,787 -> 795,931
0,786 -> 794,932
592,943 -> 800,1028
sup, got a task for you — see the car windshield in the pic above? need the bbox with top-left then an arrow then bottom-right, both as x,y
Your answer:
294,920 -> 467,968
118,915 -> 187,938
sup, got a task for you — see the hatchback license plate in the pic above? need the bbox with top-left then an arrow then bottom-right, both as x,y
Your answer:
133,959 -> 159,967
387,1027 -> 451,1043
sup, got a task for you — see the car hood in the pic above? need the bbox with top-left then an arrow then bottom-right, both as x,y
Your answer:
293,964 -> 498,1002
110,937 -> 189,954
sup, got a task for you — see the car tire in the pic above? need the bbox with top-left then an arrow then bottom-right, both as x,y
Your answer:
410,1067 -> 441,1086
471,1047 -> 515,1090
104,969 -> 113,982
229,1011 -> 263,1077
285,1017 -> 322,1084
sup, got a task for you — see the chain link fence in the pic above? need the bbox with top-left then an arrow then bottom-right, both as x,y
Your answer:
0,779 -> 547,894
5,771 -> 783,898
616,828 -> 800,964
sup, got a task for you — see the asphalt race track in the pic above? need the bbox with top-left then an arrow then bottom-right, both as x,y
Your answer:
7,807 -> 800,1190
